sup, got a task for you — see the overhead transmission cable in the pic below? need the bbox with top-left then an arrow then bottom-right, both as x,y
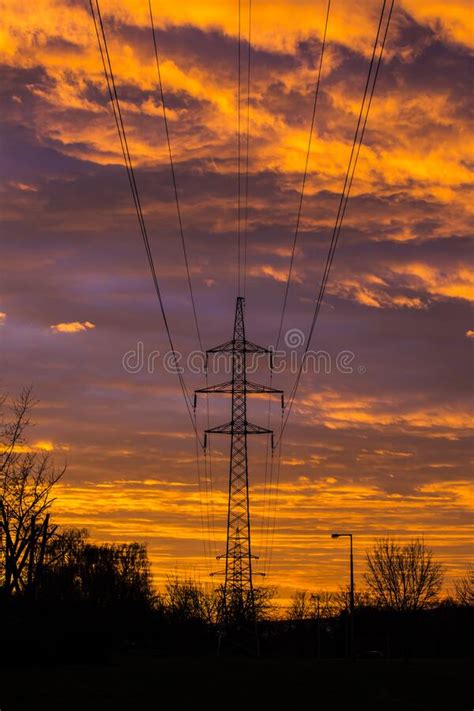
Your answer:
258,0 -> 331,560
275,0 -> 395,448
148,0 -> 203,354
237,0 -> 242,295
274,0 -> 331,351
89,0 -> 204,449
243,0 -> 252,297
90,0 -> 217,567
148,0 -> 217,564
265,0 -> 395,573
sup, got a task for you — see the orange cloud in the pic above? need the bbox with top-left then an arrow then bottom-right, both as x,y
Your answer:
9,181 -> 38,192
1,0 -> 471,213
250,264 -> 301,284
391,264 -> 474,303
1,439 -> 59,454
329,264 -> 474,310
2,0 -> 472,604
50,320 -> 96,333
33,439 -> 55,452
400,0 -> 474,49
300,391 -> 474,433
333,276 -> 426,310
53,475 -> 474,597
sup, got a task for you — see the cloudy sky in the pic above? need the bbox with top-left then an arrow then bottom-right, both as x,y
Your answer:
1,0 -> 472,600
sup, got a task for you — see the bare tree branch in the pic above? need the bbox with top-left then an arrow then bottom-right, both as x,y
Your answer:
453,566 -> 474,607
1,388 -> 65,597
364,538 -> 443,611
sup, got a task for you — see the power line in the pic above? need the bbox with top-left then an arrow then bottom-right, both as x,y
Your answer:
89,0 -> 203,446
147,0 -> 216,563
148,0 -> 204,354
243,0 -> 252,298
194,426 -> 213,565
257,428 -> 273,554
237,0 -> 242,296
259,0 -> 331,563
275,0 -> 331,351
264,0 -> 395,574
275,0 -> 394,451
264,414 -> 283,575
90,0 -> 395,580
203,430 -> 218,560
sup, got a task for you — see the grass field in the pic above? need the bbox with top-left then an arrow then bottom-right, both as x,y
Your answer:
0,655 -> 471,710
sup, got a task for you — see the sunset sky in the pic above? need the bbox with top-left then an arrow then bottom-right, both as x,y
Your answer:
1,0 -> 473,602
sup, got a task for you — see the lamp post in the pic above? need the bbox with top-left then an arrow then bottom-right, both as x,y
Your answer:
331,532 -> 354,657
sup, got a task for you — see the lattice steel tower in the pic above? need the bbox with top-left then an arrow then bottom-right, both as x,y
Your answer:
194,297 -> 283,650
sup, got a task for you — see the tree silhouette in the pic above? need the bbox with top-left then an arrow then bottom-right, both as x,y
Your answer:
364,538 -> 443,611
0,387 -> 64,597
453,566 -> 474,607
40,528 -> 154,607
286,589 -> 373,620
287,591 -> 337,620
163,576 -> 217,623
162,578 -> 276,625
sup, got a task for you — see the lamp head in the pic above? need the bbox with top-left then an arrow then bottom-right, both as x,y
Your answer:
331,533 -> 340,538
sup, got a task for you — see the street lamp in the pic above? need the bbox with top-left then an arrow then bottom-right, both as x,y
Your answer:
331,532 -> 354,657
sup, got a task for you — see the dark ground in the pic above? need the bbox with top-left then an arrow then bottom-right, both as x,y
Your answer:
0,655 -> 471,711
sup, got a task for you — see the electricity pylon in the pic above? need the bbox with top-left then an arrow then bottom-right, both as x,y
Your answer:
194,296 -> 283,653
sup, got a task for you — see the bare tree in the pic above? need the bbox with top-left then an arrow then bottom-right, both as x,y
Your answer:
213,583 -> 276,626
453,566 -> 474,607
286,590 -> 359,620
0,387 -> 64,597
164,577 -> 217,623
364,538 -> 443,611
287,591 -> 313,620
252,586 -> 277,621
163,578 -> 276,625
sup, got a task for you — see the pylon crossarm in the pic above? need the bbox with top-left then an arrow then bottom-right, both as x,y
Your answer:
244,421 -> 272,435
206,339 -> 272,356
195,380 -> 233,395
205,421 -> 272,436
205,421 -> 233,435
243,339 -> 271,354
245,380 -> 283,396
217,552 -> 259,560
196,380 -> 282,396
206,339 -> 235,354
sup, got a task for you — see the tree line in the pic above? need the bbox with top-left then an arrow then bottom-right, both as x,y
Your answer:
1,389 -> 472,660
